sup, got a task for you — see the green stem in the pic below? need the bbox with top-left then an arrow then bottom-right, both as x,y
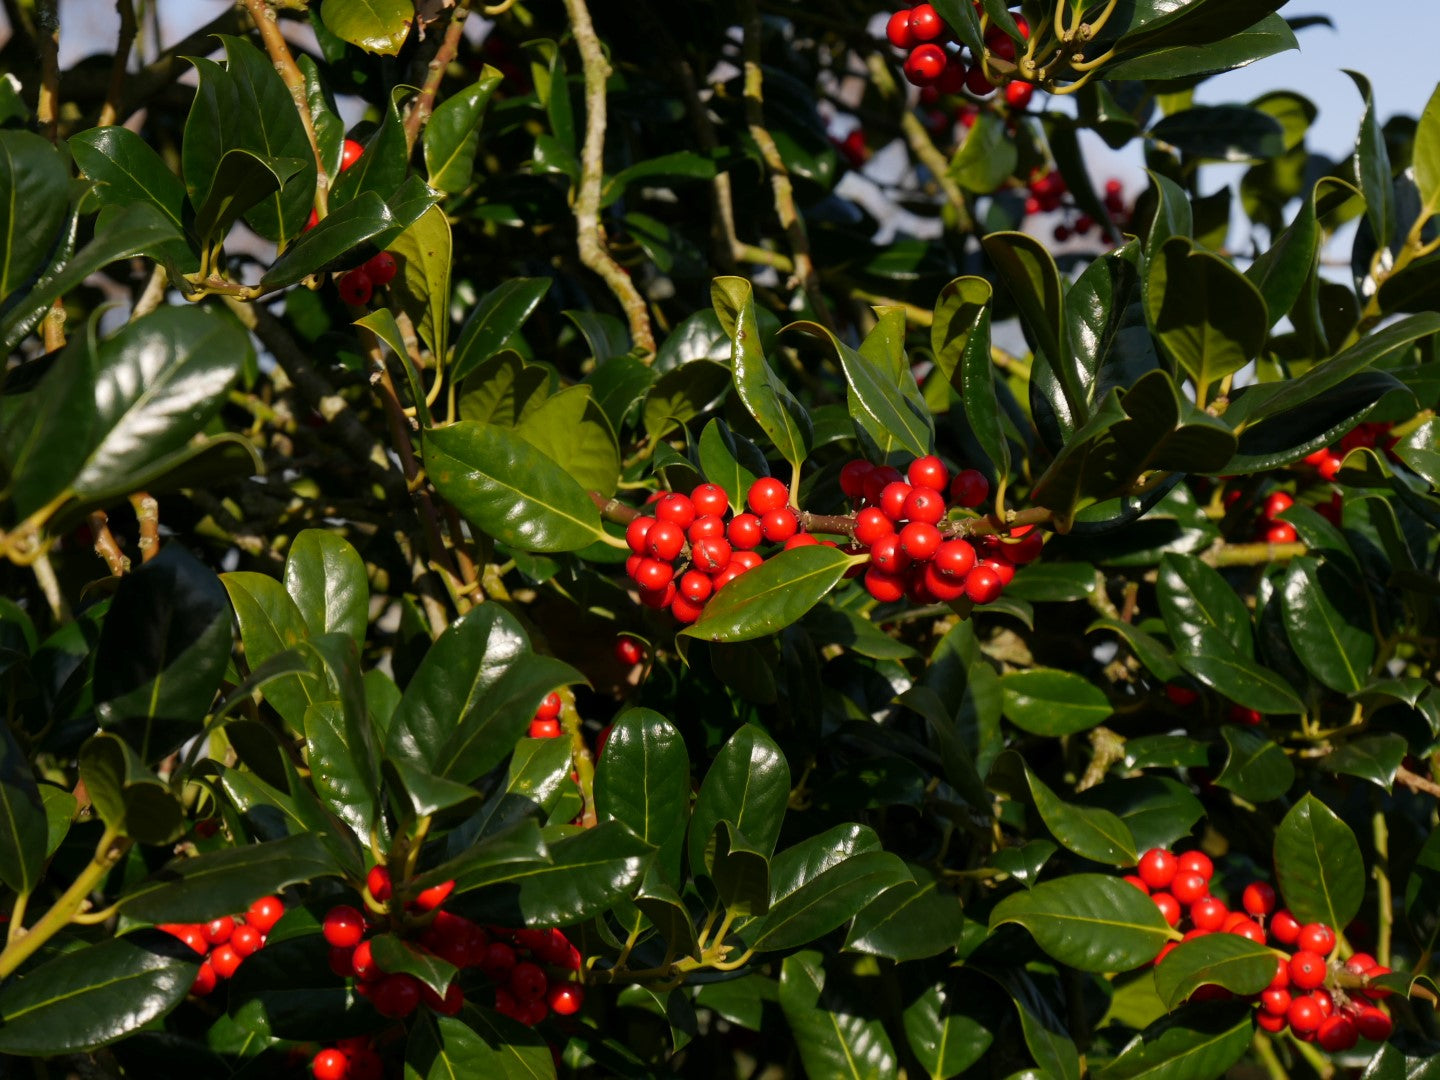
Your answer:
1374,806 -> 1392,968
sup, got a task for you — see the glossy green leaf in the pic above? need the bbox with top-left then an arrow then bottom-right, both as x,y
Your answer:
1322,733 -> 1407,791
1153,934 -> 1278,1009
688,724 -> 789,880
681,546 -> 854,644
986,968 -> 1081,1080
1075,776 -> 1204,855
415,819 -> 548,897
449,737 -> 574,852
453,278 -> 552,382
423,67 -> 503,193
386,604 -> 580,785
594,708 -> 689,886
221,572 -> 325,733
1086,618 -> 1181,682
457,351 -> 550,427
712,277 -> 811,470
778,951 -> 898,1080
0,724 -> 45,895
0,932 -> 196,1055
387,205 -> 451,363
0,130 -> 68,308
1214,724 -> 1294,801
1104,14 -> 1296,81
749,850 -> 911,952
950,110 -> 1019,194
1415,82 -> 1440,213
284,529 -> 368,645
1146,236 -> 1268,398
69,126 -> 193,269
320,0 -> 411,54
1279,557 -> 1372,693
982,232 -> 1074,414
1150,106 -> 1284,162
513,385 -> 621,498
1347,71 -> 1395,256
1156,553 -> 1252,655
1246,177 -> 1356,330
843,866 -> 964,961
405,1010 -> 556,1080
641,358 -> 731,442
902,971 -> 1000,1080
1273,793 -> 1365,932
989,751 -> 1138,866
697,418 -> 765,513
989,874 -> 1171,972
78,732 -> 185,844
1097,1002 -> 1256,1080
368,934 -> 456,997
423,421 -> 606,553
1000,668 -> 1112,736
259,192 -> 395,290
1178,633 -> 1303,714
946,281 -> 1012,478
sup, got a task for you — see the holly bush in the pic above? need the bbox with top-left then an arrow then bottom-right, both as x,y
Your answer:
0,0 -> 1439,1075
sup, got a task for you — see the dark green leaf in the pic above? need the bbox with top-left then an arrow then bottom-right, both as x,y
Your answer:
1273,793 -> 1365,932
1000,668 -> 1112,736
843,866 -> 964,961
452,279 -> 552,383
1104,14 -> 1296,80
1086,618 -> 1181,682
778,951 -> 898,1080
950,111 -> 1019,194
1153,934 -> 1279,1009
641,359 -> 732,442
1179,634 -> 1303,714
1322,734 -> 1407,792
697,418 -> 766,513
989,751 -> 1138,866
0,725 -> 45,894
386,205 -> 451,363
749,851 -> 911,951
406,1010 -> 556,1080
681,546 -> 855,644
688,724 -> 789,880
1279,557 -> 1373,693
594,708 -> 688,886
1150,106 -> 1284,162
320,0 -> 412,54
284,529 -> 368,644
989,874 -> 1171,972
1097,1002 -> 1256,1080
514,386 -> 621,498
78,733 -> 185,844
0,130 -> 68,308
423,68 -> 503,193
902,972 -> 999,1080
1346,71 -> 1394,257
1075,776 -> 1204,854
712,277 -> 811,469
1156,553 -> 1252,655
221,572 -> 324,733
259,192 -> 395,290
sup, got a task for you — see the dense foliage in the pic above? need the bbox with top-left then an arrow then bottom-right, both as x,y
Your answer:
0,0 -> 1438,1075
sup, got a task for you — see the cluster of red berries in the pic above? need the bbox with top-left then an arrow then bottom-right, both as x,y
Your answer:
159,894 -> 285,996
624,478 -> 829,624
1022,173 -> 1132,244
1303,421 -> 1399,482
528,691 -> 564,738
884,2 -> 1034,106
1253,490 -> 1299,545
1127,849 -> 1395,1052
841,456 -> 1040,605
299,139 -> 398,306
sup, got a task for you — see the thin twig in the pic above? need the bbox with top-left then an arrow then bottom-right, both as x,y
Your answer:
30,553 -> 68,624
239,0 -> 330,212
1397,764 -> 1440,800
88,511 -> 130,576
128,492 -> 159,562
404,1 -> 471,153
560,0 -> 656,358
738,0 -> 832,328
97,0 -> 138,127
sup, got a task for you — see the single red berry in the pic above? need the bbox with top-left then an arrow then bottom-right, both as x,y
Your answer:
839,459 -> 875,499
964,63 -> 995,95
367,865 -> 392,903
322,906 -> 366,949
529,717 -> 561,738
984,27 -> 1016,62
655,492 -> 696,528
191,960 -> 218,997
231,923 -> 264,957
906,455 -> 949,492
898,521 -> 942,561
1005,81 -> 1034,109
869,534 -> 910,574
480,941 -> 516,980
1176,851 -> 1213,882
1298,923 -> 1337,956
625,515 -> 655,554
246,896 -> 285,933
854,507 -> 895,547
312,1049 -> 350,1080
727,513 -> 764,550
949,469 -> 989,508
903,43 -> 947,86
1171,871 -> 1208,906
1354,1005 -> 1393,1040
1288,995 -> 1324,1034
922,561 -> 966,601
1230,919 -> 1266,945
680,570 -> 713,603
1314,989 -> 1335,1016
1265,522 -> 1298,544
510,960 -> 548,1003
1152,893 -> 1181,927
352,939 -> 380,981
908,3 -> 945,41
691,536 -> 733,573
861,465 -> 903,505
785,533 -> 819,550
1260,987 -> 1291,1016
880,481 -> 912,521
1271,909 -> 1302,945
1317,452 -> 1343,480
1165,683 -> 1199,707
337,269 -> 373,307
1241,882 -> 1276,917
691,483 -> 729,517
731,551 -> 763,572
1122,875 -> 1149,895
615,635 -> 644,666
645,519 -> 685,560
977,554 -> 1015,586
933,538 -> 976,578
1318,1013 -> 1359,1052
670,594 -> 704,623
340,139 -> 364,170
964,565 -> 1003,604
761,507 -> 799,542
885,8 -> 916,49
1262,492 -> 1294,520
203,916 -> 234,945
1256,1010 -> 1287,1033
1222,912 -> 1251,934
548,982 -> 585,1016
902,487 -> 945,525
1006,530 -> 1045,564
413,879 -> 456,911
688,514 -> 726,542
865,568 -> 907,603
372,973 -> 422,1018
747,478 -> 789,514
535,691 -> 562,720
211,943 -> 243,979
634,558 -> 674,591
1190,896 -> 1228,931
364,251 -> 398,286
1345,953 -> 1378,974
328,945 -> 355,978
1289,951 -> 1328,990
1137,849 -> 1178,890
1228,704 -> 1263,726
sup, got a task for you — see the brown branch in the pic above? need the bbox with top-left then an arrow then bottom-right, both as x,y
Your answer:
128,492 -> 159,562
1397,765 -> 1440,800
239,0 -> 330,211
97,0 -> 138,128
403,1 -> 472,154
88,511 -> 130,576
561,0 -> 656,358
738,0 -> 832,328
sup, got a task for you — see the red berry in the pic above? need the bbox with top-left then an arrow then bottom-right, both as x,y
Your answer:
1318,1013 -> 1359,1052
861,465 -> 903,505
1262,492 -> 1294,520
1317,453 -> 1343,480
933,538 -> 976,578
480,941 -> 516,980
747,477 -> 789,514
655,493 -> 696,529
679,570 -> 713,603
898,521 -> 942,561
633,558 -> 674,591
785,533 -> 819,550
367,865 -> 392,903
191,960 -> 218,997
246,896 -> 285,933
322,906 -> 366,948
885,8 -> 916,49
211,943 -> 243,979
869,534 -> 910,574
548,982 -> 585,1016
1165,683 -> 1199,707
413,879 -> 455,911
1005,81 -> 1034,109
1355,1005 -> 1393,1040
964,63 -> 995,96
305,208 -> 319,231
839,459 -> 875,498
906,455 -> 949,492
1190,896 -> 1228,931
536,691 -> 562,720
371,973 -> 421,1018
1365,965 -> 1394,997
615,636 -> 644,666
865,568 -> 907,603
962,564 -> 1002,604
689,514 -> 726,542
902,487 -> 945,525
1298,923 -> 1336,956
761,507 -> 799,542
231,923 -> 264,957
727,513 -> 764,550
1152,893 -> 1181,926
340,139 -> 364,170
984,27 -> 1016,61
1288,994 -> 1324,1034
625,515 -> 655,554
328,945 -> 355,977
1256,1010 -> 1287,1033
1229,919 -> 1266,945
1271,910 -> 1302,945
922,561 -> 967,601
1171,871 -> 1208,906
880,482 -> 912,521
1006,530 -> 1044,564
529,717 -> 561,738
510,960 -> 548,1003
949,469 -> 989,508
1260,987 -> 1291,1016
1241,882 -> 1276,917
908,3 -> 945,41
645,519 -> 685,560
1122,875 -> 1149,895
904,43 -> 947,86
1176,851 -> 1213,881
1265,522 -> 1298,544
1137,849 -> 1178,890
1289,951 -> 1328,990
1345,953 -> 1378,974
691,536 -> 733,573
854,507 -> 895,546
364,251 -> 397,286
203,916 -> 234,945
312,1049 -> 350,1080
337,269 -> 373,307
977,554 -> 1015,586
691,483 -> 729,518
1228,704 -> 1263,726
352,939 -> 380,980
